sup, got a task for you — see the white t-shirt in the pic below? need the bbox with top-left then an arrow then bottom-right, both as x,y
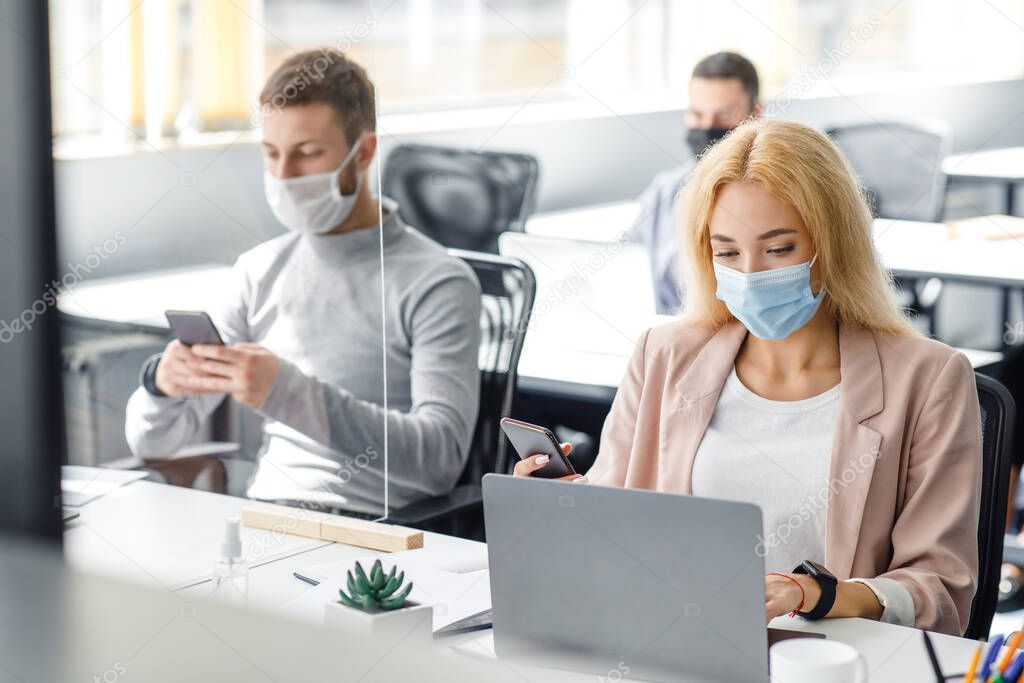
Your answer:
691,367 -> 914,626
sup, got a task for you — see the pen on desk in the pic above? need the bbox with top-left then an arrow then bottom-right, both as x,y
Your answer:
292,571 -> 321,587
1005,652 -> 1024,683
982,634 -> 1006,681
921,630 -> 943,683
1000,630 -> 1024,673
964,639 -> 983,683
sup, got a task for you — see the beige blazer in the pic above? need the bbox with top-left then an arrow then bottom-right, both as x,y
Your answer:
589,320 -> 981,635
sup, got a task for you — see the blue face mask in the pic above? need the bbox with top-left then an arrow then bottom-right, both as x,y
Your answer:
713,254 -> 825,340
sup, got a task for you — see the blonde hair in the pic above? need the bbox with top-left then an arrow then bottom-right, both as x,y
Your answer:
679,119 -> 917,337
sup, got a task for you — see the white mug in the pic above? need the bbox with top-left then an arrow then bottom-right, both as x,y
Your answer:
770,639 -> 868,683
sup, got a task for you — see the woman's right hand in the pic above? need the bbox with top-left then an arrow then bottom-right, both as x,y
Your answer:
512,442 -> 586,482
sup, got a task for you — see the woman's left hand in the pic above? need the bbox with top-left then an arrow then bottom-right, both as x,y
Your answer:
764,573 -> 820,623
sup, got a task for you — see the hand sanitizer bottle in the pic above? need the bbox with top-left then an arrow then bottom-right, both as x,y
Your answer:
212,516 -> 248,608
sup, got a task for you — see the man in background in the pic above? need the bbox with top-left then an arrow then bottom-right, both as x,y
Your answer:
125,49 -> 481,517
627,51 -> 763,314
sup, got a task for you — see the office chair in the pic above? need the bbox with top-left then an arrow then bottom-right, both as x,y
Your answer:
387,250 -> 536,539
827,120 -> 951,223
967,372 -> 1016,639
381,143 -> 540,254
826,120 -> 952,336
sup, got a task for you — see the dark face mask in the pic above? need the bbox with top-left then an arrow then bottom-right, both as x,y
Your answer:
685,127 -> 731,157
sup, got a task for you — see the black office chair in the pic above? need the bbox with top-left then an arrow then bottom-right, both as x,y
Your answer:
827,121 -> 951,223
826,121 -> 952,336
387,250 -> 536,539
381,143 -> 540,254
967,372 -> 1017,639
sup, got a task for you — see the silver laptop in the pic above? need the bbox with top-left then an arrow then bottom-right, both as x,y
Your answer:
482,474 -> 768,683
498,232 -> 656,357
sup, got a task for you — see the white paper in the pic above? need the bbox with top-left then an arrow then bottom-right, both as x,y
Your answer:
448,630 -> 498,661
281,556 -> 492,632
61,466 -> 148,506
302,542 -> 487,578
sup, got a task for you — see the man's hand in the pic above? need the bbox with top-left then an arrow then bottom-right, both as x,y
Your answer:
189,343 -> 281,408
154,339 -> 221,398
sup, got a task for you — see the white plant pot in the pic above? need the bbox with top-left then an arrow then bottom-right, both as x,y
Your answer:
324,599 -> 433,643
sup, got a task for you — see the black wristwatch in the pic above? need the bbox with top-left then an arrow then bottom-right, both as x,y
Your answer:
792,560 -> 837,620
140,353 -> 166,398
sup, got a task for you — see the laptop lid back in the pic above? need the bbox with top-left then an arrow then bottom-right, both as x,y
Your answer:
483,474 -> 768,682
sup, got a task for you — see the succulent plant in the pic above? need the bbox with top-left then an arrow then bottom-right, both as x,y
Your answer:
338,559 -> 414,611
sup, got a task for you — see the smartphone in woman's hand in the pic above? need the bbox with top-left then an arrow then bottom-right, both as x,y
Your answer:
500,418 -> 577,478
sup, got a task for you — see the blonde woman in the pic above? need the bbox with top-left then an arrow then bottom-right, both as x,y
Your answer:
515,120 -> 981,636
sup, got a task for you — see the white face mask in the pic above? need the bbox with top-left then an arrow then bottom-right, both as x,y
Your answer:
263,138 -> 364,235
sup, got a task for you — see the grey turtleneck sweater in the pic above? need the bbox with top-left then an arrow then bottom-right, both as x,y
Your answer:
124,197 -> 481,515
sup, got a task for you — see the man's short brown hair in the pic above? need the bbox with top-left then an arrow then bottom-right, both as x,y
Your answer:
692,51 -> 760,108
259,48 -> 376,144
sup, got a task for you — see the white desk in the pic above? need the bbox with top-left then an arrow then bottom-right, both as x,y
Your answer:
526,204 -> 1021,357
57,264 -> 662,402
6,537 -> 989,682
944,146 -> 1024,214
59,264 -> 233,327
58,220 -> 1024,314
527,204 -> 1024,291
515,308 -> 676,402
524,208 -> 1010,374
526,200 -> 640,242
874,216 -> 1024,354
454,618 -> 984,682
874,216 -> 1024,289
64,480 -> 329,591
58,211 -> 1012,408
57,479 -> 991,682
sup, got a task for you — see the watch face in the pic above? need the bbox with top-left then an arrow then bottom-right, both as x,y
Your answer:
805,560 -> 837,582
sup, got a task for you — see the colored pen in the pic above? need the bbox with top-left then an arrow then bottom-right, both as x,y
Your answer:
982,634 -> 1006,681
921,631 -> 944,683
1001,630 -> 1024,672
1005,652 -> 1024,683
964,640 -> 982,683
292,571 -> 321,587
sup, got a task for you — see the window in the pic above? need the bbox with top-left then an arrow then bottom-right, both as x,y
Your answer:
48,0 -> 1024,146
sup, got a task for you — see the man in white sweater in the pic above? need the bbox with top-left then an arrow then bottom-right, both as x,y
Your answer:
125,49 -> 481,517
